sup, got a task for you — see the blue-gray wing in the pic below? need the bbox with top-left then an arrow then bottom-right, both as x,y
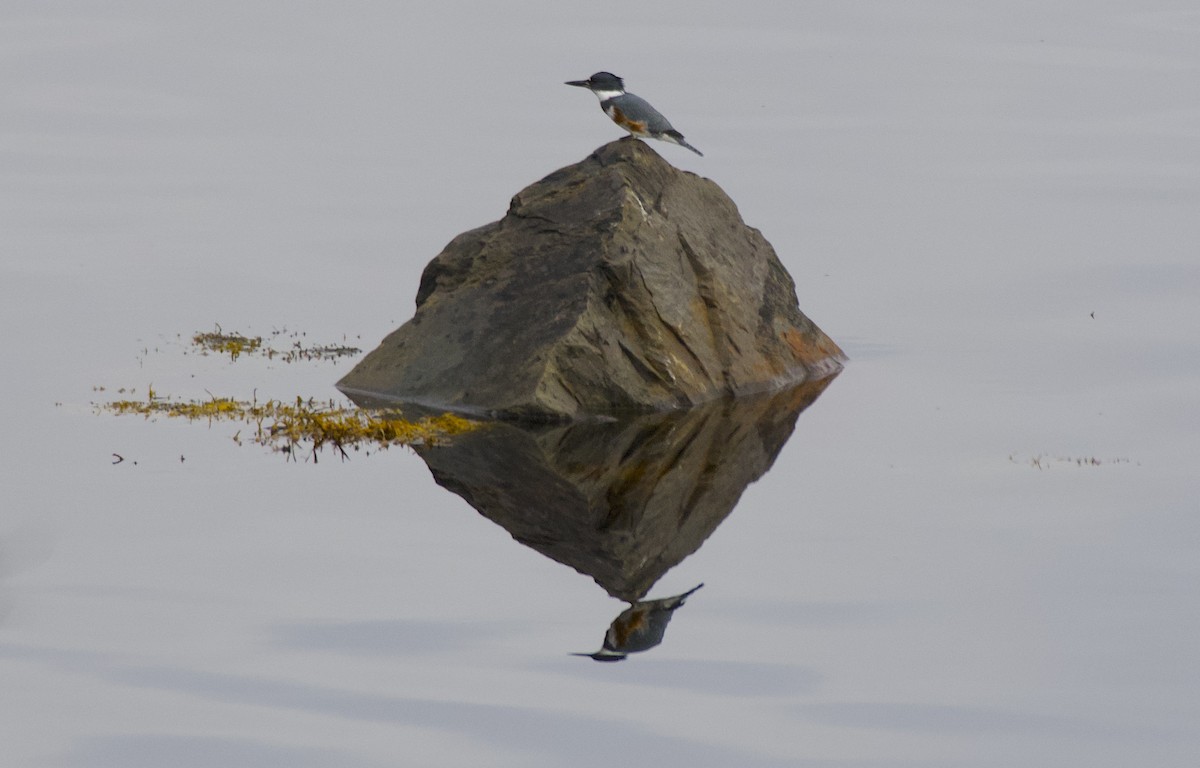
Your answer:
612,93 -> 676,133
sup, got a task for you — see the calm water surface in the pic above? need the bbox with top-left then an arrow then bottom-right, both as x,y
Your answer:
2,3 -> 1198,766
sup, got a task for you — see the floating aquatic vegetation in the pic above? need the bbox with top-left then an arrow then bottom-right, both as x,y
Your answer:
1008,453 -> 1135,470
192,327 -> 263,360
100,388 -> 479,461
190,325 -> 360,363
99,326 -> 464,461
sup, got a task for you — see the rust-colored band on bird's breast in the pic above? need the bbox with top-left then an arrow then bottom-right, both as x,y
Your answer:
610,106 -> 648,134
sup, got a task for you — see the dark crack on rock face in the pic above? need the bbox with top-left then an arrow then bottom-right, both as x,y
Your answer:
338,139 -> 844,421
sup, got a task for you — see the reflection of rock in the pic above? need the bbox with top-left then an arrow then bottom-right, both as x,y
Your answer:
337,139 -> 843,421
357,377 -> 833,602
574,583 -> 704,662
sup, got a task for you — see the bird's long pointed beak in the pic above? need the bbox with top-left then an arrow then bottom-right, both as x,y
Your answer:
565,79 -> 591,88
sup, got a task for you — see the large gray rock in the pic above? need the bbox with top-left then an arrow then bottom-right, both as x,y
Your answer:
338,138 -> 843,421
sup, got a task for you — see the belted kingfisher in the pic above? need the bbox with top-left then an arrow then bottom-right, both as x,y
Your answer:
572,583 -> 704,661
566,72 -> 703,156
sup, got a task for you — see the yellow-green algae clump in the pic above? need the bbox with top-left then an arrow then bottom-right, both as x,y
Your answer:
103,388 -> 478,460
191,326 -> 361,363
100,327 -> 473,460
192,328 -> 263,360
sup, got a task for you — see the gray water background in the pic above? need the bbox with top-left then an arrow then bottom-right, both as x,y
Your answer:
2,2 -> 1198,766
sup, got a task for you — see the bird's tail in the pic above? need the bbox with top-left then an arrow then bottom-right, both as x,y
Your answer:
665,130 -> 703,156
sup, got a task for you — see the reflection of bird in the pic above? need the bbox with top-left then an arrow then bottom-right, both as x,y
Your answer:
565,72 -> 703,156
573,583 -> 704,661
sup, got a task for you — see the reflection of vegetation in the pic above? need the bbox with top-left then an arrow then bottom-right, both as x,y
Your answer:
101,389 -> 478,460
191,325 -> 360,363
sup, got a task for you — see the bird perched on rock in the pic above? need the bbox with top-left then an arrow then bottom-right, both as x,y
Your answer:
566,72 -> 703,156
572,583 -> 704,661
